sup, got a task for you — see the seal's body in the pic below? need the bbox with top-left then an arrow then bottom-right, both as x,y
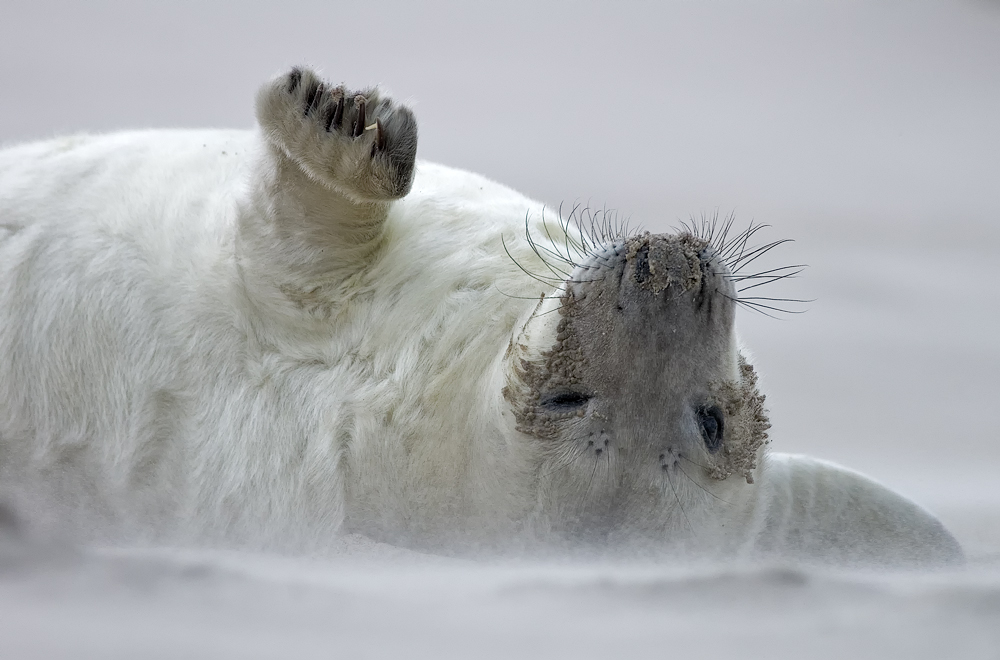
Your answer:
0,69 -> 961,564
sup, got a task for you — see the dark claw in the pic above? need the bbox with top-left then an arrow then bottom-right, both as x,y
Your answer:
375,118 -> 386,151
353,98 -> 366,138
330,95 -> 345,130
287,68 -> 302,93
322,94 -> 340,132
303,80 -> 322,116
306,83 -> 324,116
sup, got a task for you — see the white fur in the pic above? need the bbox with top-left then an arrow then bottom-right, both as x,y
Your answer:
0,78 -> 961,563
0,128 -> 543,548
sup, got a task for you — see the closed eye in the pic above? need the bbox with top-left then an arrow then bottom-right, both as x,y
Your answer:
540,392 -> 591,410
697,404 -> 725,453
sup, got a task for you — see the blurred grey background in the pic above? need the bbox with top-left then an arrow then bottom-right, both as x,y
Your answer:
1,0 -> 998,518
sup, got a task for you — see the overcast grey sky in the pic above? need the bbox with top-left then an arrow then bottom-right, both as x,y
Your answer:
2,1 -> 997,229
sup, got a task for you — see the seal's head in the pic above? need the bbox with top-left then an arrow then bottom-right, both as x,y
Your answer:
505,230 -> 770,547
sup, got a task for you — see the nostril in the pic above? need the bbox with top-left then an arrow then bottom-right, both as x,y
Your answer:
633,245 -> 650,284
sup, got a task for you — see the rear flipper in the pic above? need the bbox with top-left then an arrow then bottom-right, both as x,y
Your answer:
753,453 -> 963,567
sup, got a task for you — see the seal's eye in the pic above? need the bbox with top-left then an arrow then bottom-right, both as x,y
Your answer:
698,405 -> 725,453
541,392 -> 591,411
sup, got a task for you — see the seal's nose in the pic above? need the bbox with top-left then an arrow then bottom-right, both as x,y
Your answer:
627,234 -> 706,296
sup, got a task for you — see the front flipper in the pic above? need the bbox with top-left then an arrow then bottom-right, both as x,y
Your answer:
239,68 -> 420,321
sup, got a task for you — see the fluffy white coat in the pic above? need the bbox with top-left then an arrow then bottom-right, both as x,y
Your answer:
0,71 -> 961,564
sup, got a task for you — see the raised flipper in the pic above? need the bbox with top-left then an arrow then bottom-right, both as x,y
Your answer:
255,67 -> 417,202
239,67 -> 419,320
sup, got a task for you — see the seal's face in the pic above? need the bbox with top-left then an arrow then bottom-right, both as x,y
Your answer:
506,232 -> 769,545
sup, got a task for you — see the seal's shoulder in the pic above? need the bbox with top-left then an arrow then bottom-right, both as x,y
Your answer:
405,161 -> 534,208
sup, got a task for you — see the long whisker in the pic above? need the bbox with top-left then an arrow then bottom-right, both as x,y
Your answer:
720,223 -> 769,262
717,211 -> 737,249
739,295 -> 813,304
502,234 -> 565,286
524,215 -> 573,280
732,270 -> 805,287
730,264 -> 807,281
727,295 -> 809,317
730,239 -> 794,273
510,206 -> 807,325
493,285 -> 568,301
561,202 -> 577,264
736,270 -> 804,293
664,470 -> 695,534
540,208 -> 578,268
676,458 -> 736,506
575,205 -> 592,256
583,454 -> 601,502
538,444 -> 587,480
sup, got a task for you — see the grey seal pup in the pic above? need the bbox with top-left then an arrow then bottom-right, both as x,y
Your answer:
0,67 -> 961,565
